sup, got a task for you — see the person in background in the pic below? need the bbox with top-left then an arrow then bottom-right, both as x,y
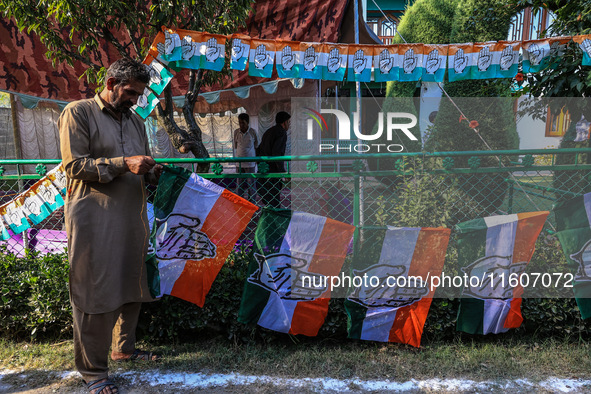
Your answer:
257,111 -> 290,208
59,58 -> 162,394
233,113 -> 259,201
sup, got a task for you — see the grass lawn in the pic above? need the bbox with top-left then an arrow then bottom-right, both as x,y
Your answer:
2,335 -> 591,383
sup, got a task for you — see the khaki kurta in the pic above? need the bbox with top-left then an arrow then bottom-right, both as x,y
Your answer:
59,94 -> 153,314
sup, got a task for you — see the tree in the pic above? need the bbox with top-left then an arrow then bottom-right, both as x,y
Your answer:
507,0 -> 591,200
0,0 -> 253,171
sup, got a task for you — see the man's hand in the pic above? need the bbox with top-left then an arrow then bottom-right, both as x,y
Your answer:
125,155 -> 156,175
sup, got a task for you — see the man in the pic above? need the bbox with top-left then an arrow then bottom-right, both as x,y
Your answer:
257,111 -> 290,207
59,58 -> 162,394
233,113 -> 259,200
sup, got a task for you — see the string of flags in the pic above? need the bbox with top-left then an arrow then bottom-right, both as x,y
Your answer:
0,165 -> 66,240
131,26 -> 591,118
2,164 -> 590,347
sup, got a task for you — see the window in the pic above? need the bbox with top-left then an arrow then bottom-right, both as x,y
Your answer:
508,8 -> 555,41
545,107 -> 570,137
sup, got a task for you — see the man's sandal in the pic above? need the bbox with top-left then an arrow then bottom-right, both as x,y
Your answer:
86,378 -> 118,394
115,348 -> 161,362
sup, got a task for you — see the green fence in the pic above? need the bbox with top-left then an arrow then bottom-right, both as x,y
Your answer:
0,148 -> 590,258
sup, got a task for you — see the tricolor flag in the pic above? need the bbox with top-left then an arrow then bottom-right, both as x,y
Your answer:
238,208 -> 355,336
455,212 -> 549,335
322,44 -> 347,81
200,33 -> 226,71
173,29 -> 203,70
146,166 -> 258,306
300,42 -> 325,80
249,39 -> 275,78
143,55 -> 174,95
522,39 -> 552,73
345,227 -> 450,347
156,27 -> 182,63
20,176 -> 64,225
421,44 -> 448,82
398,43 -> 424,81
275,40 -> 302,78
573,35 -> 591,66
230,34 -> 251,71
471,42 -> 502,80
46,164 -> 67,196
0,219 -> 9,241
347,45 -> 373,82
496,41 -> 521,79
448,43 -> 474,82
373,46 -> 399,82
0,197 -> 30,235
554,192 -> 591,319
133,88 -> 159,119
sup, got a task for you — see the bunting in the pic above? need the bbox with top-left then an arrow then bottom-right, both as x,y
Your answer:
455,212 -> 549,335
238,208 -> 355,336
345,227 -> 450,347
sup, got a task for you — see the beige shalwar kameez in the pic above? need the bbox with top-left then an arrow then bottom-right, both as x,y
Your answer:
59,94 -> 154,382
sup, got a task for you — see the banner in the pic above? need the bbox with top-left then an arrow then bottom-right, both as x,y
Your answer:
238,208 -> 355,336
421,44 -> 448,82
345,227 -> 450,347
455,212 -> 549,334
398,44 -> 424,82
200,33 -> 226,71
249,39 -> 276,78
373,46 -> 399,82
275,40 -> 302,78
143,55 -> 174,95
347,45 -> 373,82
146,166 -> 258,306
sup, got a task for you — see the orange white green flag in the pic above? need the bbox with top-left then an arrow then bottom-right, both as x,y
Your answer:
344,226 -> 451,348
238,208 -> 355,336
146,166 -> 258,306
455,212 -> 548,334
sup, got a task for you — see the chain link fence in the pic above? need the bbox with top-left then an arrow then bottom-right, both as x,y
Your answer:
0,149 -> 589,267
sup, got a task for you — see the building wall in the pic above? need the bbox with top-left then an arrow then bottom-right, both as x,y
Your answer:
0,108 -> 16,160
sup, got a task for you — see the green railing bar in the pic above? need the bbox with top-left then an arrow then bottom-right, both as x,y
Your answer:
511,188 -> 558,202
3,148 -> 591,166
505,179 -> 579,197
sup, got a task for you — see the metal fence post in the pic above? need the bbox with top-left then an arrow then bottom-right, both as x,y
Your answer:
353,173 -> 360,256
508,181 -> 514,214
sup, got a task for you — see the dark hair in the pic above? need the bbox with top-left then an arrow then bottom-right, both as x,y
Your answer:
238,113 -> 250,123
105,58 -> 150,86
276,111 -> 291,124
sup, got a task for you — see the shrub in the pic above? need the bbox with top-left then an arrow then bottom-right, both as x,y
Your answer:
0,250 -> 71,341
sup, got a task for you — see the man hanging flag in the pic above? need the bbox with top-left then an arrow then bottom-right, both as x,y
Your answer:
345,226 -> 450,348
455,212 -> 548,335
238,208 -> 355,336
554,192 -> 591,319
146,166 -> 258,306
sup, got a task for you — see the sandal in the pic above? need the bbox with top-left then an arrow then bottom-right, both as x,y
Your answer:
87,378 -> 118,394
115,348 -> 161,362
